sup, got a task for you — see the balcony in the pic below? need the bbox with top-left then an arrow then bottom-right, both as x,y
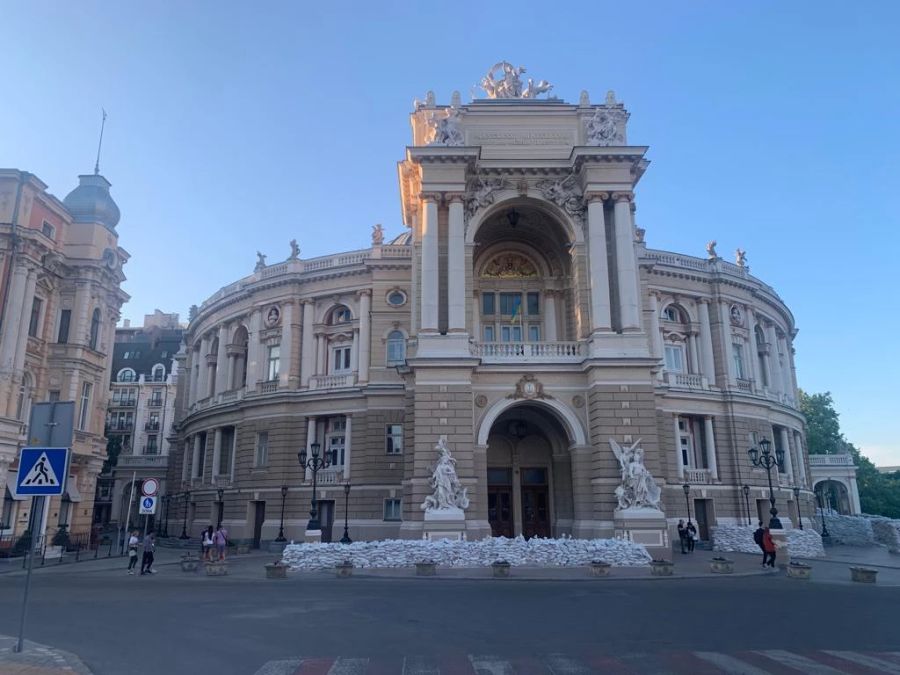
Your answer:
309,374 -> 356,390
809,454 -> 855,467
684,468 -> 711,484
311,469 -> 345,486
112,399 -> 136,408
256,380 -> 279,394
144,422 -> 160,431
108,421 -> 134,432
118,454 -> 169,469
148,398 -> 163,408
665,372 -> 709,390
471,341 -> 585,364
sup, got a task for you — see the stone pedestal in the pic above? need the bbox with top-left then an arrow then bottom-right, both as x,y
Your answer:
304,529 -> 323,544
614,507 -> 669,559
423,508 -> 466,542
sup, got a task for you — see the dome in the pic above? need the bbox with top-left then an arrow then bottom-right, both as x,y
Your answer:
63,174 -> 120,230
389,230 -> 411,245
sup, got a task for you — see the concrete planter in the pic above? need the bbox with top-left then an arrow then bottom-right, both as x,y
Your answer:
589,561 -> 611,577
335,561 -> 354,578
491,561 -> 511,578
415,561 -> 437,576
850,567 -> 878,584
650,560 -> 674,576
236,544 -> 251,555
265,563 -> 288,579
180,555 -> 200,573
709,558 -> 734,574
786,562 -> 811,580
205,561 -> 228,576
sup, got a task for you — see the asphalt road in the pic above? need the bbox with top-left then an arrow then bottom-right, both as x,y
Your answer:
1,567 -> 898,675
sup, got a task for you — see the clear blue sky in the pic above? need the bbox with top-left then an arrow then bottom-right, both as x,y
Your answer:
4,1 -> 898,463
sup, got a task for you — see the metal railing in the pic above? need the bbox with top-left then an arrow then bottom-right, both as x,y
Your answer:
0,531 -> 122,568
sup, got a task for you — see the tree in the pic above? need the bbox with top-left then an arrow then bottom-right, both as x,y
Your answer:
102,435 -> 123,475
800,389 -> 900,518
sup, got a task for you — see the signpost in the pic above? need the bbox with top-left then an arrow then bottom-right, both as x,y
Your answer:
15,402 -> 74,653
139,496 -> 158,515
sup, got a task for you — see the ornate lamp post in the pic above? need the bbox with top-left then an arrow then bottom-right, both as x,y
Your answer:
792,486 -> 804,530
340,482 -> 352,544
741,484 -> 752,526
180,491 -> 190,539
216,488 -> 224,529
298,442 -> 329,532
275,485 -> 288,542
818,488 -> 830,538
682,483 -> 692,524
748,438 -> 784,529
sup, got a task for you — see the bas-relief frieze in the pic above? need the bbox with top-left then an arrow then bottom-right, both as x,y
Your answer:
467,129 -> 575,146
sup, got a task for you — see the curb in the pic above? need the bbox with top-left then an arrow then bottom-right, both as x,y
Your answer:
0,635 -> 94,674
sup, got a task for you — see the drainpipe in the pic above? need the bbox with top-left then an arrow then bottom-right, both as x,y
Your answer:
0,171 -> 27,335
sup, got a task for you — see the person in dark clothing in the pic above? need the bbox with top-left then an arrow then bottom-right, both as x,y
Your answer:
677,519 -> 687,554
686,521 -> 697,552
753,521 -> 767,567
140,531 -> 156,575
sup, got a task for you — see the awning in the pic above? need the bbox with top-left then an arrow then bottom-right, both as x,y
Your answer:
6,472 -> 27,501
63,477 -> 82,502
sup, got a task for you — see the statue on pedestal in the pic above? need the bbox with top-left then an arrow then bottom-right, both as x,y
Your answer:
706,240 -> 718,260
254,251 -> 267,272
421,436 -> 469,511
609,438 -> 661,510
289,239 -> 300,260
371,224 -> 384,245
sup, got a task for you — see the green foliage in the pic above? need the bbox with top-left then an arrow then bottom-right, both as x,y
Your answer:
51,524 -> 70,548
800,389 -> 900,518
12,529 -> 32,556
102,435 -> 123,474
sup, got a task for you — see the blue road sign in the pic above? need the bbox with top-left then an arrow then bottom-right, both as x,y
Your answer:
16,448 -> 69,496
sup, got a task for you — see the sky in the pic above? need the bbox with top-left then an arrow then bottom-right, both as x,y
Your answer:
3,1 -> 899,464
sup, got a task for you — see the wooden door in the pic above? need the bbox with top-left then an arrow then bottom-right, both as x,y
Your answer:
521,486 -> 550,539
252,501 -> 265,549
488,487 -> 514,538
318,500 -> 335,543
694,499 -> 711,540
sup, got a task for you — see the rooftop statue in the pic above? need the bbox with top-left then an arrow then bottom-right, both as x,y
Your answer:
254,251 -> 267,272
289,239 -> 300,260
735,248 -> 747,268
426,108 -> 465,146
706,240 -> 718,260
371,223 -> 384,245
480,62 -> 553,100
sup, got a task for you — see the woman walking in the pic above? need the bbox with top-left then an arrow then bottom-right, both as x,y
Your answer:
126,531 -> 139,575
762,527 -> 777,568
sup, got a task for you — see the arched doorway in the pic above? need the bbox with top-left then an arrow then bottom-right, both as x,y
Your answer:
815,479 -> 852,515
485,402 -> 575,539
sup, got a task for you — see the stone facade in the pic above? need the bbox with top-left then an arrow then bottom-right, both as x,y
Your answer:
167,76 -> 810,547
0,169 -> 128,543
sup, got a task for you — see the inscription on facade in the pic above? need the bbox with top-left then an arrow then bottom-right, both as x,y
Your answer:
468,129 -> 574,146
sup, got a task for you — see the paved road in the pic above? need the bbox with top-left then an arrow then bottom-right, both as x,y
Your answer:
1,562 -> 898,675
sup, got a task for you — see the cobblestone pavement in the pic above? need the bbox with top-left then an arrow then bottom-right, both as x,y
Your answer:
0,635 -> 92,674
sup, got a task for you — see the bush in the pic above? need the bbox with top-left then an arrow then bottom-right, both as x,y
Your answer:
12,530 -> 33,557
51,525 -> 70,548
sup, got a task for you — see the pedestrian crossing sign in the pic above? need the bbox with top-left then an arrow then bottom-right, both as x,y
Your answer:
16,447 -> 69,496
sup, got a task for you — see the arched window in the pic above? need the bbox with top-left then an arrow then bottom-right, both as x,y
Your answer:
329,305 -> 352,325
118,368 -> 136,383
386,330 -> 406,366
661,304 -> 687,323
89,308 -> 101,350
151,365 -> 165,382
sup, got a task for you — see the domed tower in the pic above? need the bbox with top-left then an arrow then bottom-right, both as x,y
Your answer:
63,173 -> 121,232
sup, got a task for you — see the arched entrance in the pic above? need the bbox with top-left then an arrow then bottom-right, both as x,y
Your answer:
485,402 -> 575,539
815,479 -> 852,515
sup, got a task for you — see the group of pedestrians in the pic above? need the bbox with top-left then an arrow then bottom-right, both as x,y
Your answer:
676,519 -> 698,553
126,530 -> 156,575
201,524 -> 228,561
754,520 -> 778,568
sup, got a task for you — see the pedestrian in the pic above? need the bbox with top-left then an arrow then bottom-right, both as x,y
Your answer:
140,531 -> 156,575
686,521 -> 697,552
213,525 -> 228,561
677,519 -> 687,554
126,530 -> 139,575
202,525 -> 214,561
753,520 -> 766,567
762,527 -> 776,568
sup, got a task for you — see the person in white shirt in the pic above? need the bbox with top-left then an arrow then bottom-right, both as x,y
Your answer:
127,531 -> 139,574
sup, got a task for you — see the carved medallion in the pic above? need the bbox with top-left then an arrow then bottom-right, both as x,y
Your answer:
264,305 -> 281,327
475,394 -> 488,408
729,304 -> 744,327
572,395 -> 585,409
507,374 -> 551,400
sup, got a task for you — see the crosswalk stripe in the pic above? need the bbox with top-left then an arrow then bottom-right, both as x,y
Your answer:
469,655 -> 515,675
402,656 -> 441,675
824,651 -> 900,673
694,651 -> 773,675
252,659 -> 303,675
544,654 -> 593,674
327,658 -> 370,675
758,650 -> 846,674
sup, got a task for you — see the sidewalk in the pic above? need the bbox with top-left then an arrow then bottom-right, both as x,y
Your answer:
0,634 -> 92,674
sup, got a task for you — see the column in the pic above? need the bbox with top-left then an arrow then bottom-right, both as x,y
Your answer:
747,309 -> 761,389
305,418 -> 317,480
197,335 -> 210,399
316,334 -> 327,375
703,417 -> 718,480
698,299 -> 716,381
688,334 -> 701,375
181,438 -> 190,482
246,309 -> 262,389
587,194 -> 612,331
720,302 -> 736,385
472,292 -> 481,340
0,263 -> 28,370
5,269 -> 37,417
673,415 -> 684,479
648,292 -> 663,379
350,328 -> 359,373
71,281 -> 91,346
191,435 -> 201,479
544,291 -> 558,341
357,291 -> 371,383
779,426 -> 794,483
343,416 -> 352,480
211,428 -> 222,480
300,301 -> 315,387
766,324 -> 783,394
214,325 -> 228,395
420,194 -> 439,332
613,193 -> 640,330
279,301 -> 293,387
186,350 -> 196,406
794,430 -> 807,487
447,195 -> 466,331
778,336 -> 792,398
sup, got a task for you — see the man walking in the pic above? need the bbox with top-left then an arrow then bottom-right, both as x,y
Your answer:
677,519 -> 687,554
140,531 -> 156,575
753,521 -> 766,567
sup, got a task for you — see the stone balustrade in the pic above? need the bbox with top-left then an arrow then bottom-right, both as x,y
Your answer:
808,454 -> 855,467
471,341 -> 585,363
684,468 -> 711,484
309,373 -> 357,390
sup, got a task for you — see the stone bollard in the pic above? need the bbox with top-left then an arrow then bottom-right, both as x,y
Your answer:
265,562 -> 288,579
709,557 -> 734,574
849,567 -> 878,584
491,560 -> 511,578
415,560 -> 437,576
205,561 -> 228,576
180,554 -> 200,573
589,561 -> 611,577
650,560 -> 674,576
335,560 -> 354,578
786,561 -> 811,579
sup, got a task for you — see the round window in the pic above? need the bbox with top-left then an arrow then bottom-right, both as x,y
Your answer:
386,290 -> 407,307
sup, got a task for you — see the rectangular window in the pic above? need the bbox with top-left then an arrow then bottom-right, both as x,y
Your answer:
333,346 -> 351,373
481,292 -> 495,315
41,221 -> 55,239
678,417 -> 695,468
386,424 -> 403,454
500,325 -> 522,342
255,432 -> 269,467
664,344 -> 685,373
220,427 -> 234,476
48,390 -> 60,402
78,382 -> 92,431
483,325 -> 495,342
527,292 -> 540,316
145,435 -> 158,454
28,297 -> 42,338
146,412 -> 159,430
383,498 -> 402,521
267,345 -> 280,381
528,325 -> 540,342
57,309 -> 71,343
327,417 -> 346,466
499,293 -> 521,316
733,343 -> 746,379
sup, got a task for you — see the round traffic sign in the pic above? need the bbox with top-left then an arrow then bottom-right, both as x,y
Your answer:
142,496 -> 154,509
141,478 -> 160,496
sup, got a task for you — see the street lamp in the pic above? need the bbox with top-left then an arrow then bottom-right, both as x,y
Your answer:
818,488 -> 830,538
748,438 -> 784,529
180,491 -> 190,539
741,484 -> 751,526
275,485 -> 288,542
792,486 -> 804,530
682,484 -> 692,524
340,482 -> 352,544
216,488 -> 224,529
298,442 -> 330,532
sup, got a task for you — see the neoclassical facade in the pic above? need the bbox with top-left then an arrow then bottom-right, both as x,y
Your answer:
168,68 -> 811,547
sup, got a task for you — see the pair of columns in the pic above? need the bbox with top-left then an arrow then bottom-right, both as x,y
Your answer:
420,194 -> 465,332
305,416 -> 351,481
189,429 -> 232,482
301,291 -> 371,385
673,415 -> 719,481
586,192 -> 641,333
